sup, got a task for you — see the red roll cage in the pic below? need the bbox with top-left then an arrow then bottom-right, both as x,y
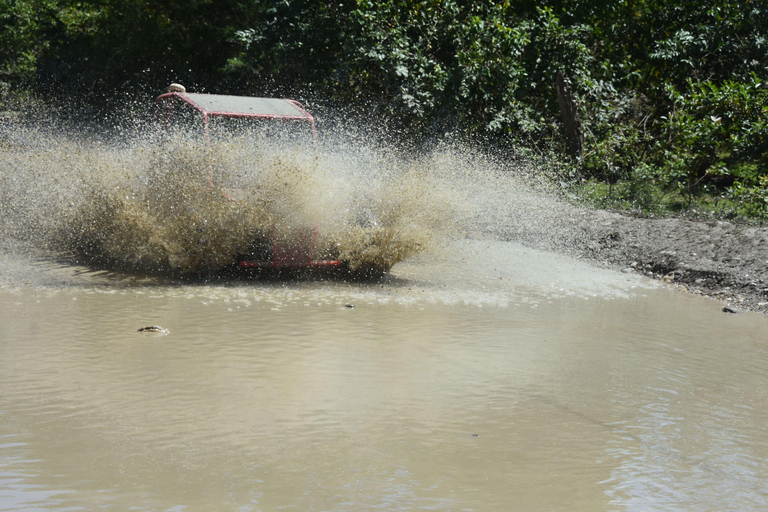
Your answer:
154,91 -> 317,144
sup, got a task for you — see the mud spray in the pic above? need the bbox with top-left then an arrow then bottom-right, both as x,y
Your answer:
0,116 -> 581,280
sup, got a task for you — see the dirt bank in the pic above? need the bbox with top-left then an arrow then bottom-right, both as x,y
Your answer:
574,210 -> 768,314
491,199 -> 768,313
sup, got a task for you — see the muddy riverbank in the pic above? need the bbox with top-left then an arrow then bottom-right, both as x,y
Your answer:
572,210 -> 768,314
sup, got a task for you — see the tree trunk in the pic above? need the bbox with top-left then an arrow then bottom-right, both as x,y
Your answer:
556,71 -> 584,161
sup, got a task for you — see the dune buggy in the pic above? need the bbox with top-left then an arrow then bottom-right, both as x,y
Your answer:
154,84 -> 344,271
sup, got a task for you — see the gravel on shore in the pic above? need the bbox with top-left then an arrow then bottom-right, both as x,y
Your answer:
574,210 -> 768,314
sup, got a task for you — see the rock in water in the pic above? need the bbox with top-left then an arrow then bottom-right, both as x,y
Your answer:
138,326 -> 169,333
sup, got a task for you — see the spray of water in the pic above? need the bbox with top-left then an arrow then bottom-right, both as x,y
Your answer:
0,113 -> 581,281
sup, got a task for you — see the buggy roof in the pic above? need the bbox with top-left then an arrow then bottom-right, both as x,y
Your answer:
156,92 -> 313,121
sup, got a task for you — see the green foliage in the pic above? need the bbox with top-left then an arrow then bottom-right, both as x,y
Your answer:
342,1 -> 538,134
570,0 -> 768,217
0,0 -> 59,103
730,176 -> 768,218
643,75 -> 767,208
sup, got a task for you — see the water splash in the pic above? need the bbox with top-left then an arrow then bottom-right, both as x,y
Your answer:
0,107 -> 589,285
0,124 -> 469,276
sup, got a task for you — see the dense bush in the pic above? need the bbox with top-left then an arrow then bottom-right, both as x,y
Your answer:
658,75 -> 768,213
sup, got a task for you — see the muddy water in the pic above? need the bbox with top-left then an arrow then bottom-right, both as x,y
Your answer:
2,126 -> 768,510
1,240 -> 767,512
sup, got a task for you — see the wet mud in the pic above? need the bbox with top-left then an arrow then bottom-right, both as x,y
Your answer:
569,211 -> 768,313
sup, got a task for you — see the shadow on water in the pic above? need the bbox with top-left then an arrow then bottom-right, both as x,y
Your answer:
40,248 -> 405,288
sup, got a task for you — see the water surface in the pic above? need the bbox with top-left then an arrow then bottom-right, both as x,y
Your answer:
1,240 -> 766,511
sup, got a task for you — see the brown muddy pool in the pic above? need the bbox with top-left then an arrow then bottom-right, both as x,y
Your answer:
1,239 -> 767,511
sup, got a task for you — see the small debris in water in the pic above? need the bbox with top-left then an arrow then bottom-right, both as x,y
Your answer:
471,433 -> 478,437
343,304 -> 355,308
721,306 -> 740,314
138,326 -> 169,333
